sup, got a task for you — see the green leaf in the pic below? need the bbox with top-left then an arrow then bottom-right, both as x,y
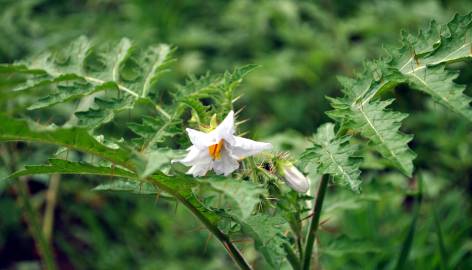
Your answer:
131,148 -> 184,177
0,114 -> 133,166
3,36 -> 173,128
198,177 -> 265,220
149,172 -> 220,225
238,214 -> 289,269
391,13 -> 472,120
174,64 -> 259,119
94,180 -> 161,195
24,36 -> 172,97
406,64 -> 472,121
302,123 -> 362,191
328,13 -> 472,179
5,159 -> 136,181
74,96 -> 135,127
351,100 -> 416,176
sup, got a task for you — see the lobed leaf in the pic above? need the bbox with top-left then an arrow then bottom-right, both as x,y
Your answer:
6,159 -> 136,181
2,36 -> 174,128
94,180 -> 161,195
198,177 -> 265,220
302,123 -> 362,191
328,13 -> 472,177
238,214 -> 289,269
0,114 -> 133,166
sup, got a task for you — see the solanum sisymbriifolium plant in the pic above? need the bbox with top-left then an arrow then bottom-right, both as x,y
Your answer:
1,12 -> 472,270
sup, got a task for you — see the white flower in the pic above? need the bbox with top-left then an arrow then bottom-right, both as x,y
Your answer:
174,111 -> 272,177
281,163 -> 309,193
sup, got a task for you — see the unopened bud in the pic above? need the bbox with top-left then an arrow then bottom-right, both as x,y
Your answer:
281,163 -> 309,193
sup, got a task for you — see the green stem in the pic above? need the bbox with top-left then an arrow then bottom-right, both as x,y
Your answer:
247,157 -> 260,183
302,175 -> 329,270
284,242 -> 301,270
43,174 -> 61,242
17,179 -> 58,270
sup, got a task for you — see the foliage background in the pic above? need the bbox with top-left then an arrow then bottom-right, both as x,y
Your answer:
0,0 -> 471,269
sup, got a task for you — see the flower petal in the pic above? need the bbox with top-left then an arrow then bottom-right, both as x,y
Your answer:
212,148 -> 239,176
211,111 -> 236,145
186,128 -> 213,148
230,136 -> 272,159
173,146 -> 213,177
187,162 -> 213,177
172,146 -> 210,166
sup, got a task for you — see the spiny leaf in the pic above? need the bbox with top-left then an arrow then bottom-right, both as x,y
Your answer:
136,65 -> 257,151
394,14 -> 472,118
174,64 -> 259,116
351,100 -> 416,176
149,172 -> 221,225
94,180 -> 161,195
0,114 -> 133,166
198,177 -> 265,220
2,36 -> 173,128
132,148 -> 184,177
24,36 -> 173,97
74,96 -> 135,127
394,13 -> 472,121
237,214 -> 289,269
301,123 -> 362,192
26,75 -> 106,110
406,64 -> 472,120
5,159 -> 136,181
329,13 -> 472,178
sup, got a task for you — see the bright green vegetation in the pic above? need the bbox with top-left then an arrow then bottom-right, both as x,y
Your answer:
1,1 -> 471,269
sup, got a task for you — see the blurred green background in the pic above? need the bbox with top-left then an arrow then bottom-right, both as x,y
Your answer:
0,0 -> 471,269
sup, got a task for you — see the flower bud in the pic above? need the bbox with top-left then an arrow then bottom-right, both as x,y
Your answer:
280,162 -> 309,193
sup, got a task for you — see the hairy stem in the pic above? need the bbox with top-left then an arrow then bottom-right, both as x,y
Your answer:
247,157 -> 260,183
302,175 -> 329,270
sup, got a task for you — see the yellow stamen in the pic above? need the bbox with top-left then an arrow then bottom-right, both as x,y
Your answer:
208,140 -> 224,160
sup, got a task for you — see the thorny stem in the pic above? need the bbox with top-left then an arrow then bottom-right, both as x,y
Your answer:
302,174 -> 329,270
247,157 -> 260,183
147,176 -> 253,270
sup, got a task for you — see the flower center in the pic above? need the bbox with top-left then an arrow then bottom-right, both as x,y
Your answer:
208,139 -> 224,160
